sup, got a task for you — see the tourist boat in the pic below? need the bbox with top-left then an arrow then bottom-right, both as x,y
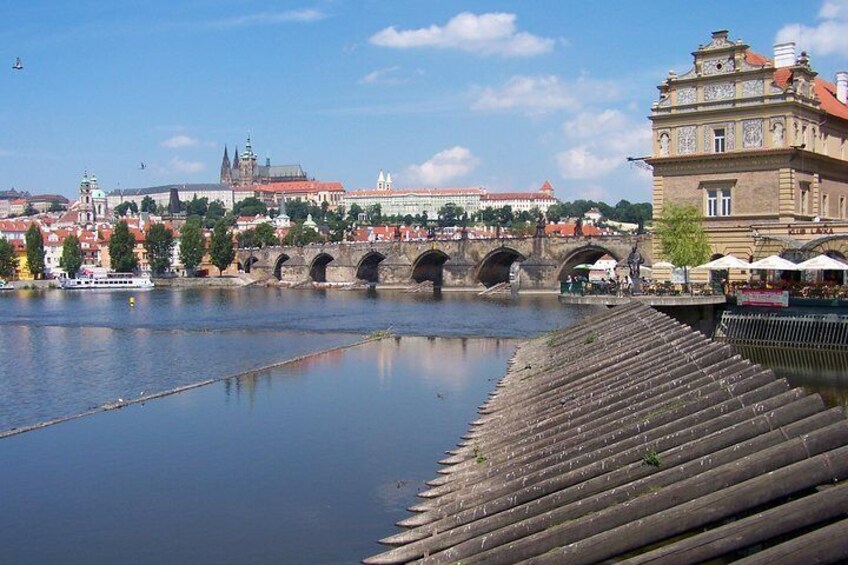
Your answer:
60,268 -> 154,290
0,279 -> 12,291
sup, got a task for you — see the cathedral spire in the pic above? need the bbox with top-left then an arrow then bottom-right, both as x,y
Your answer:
220,145 -> 232,184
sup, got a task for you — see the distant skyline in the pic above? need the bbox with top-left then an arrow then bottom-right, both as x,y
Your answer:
2,1 -> 847,202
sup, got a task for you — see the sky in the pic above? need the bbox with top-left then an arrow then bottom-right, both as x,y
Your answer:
2,0 -> 847,204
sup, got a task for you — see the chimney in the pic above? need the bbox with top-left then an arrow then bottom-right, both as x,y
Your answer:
774,42 -> 796,69
837,71 -> 848,105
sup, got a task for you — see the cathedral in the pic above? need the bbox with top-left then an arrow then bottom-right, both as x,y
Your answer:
219,135 -> 308,187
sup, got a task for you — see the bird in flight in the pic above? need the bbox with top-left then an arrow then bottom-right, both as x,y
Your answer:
139,162 -> 146,170
12,57 -> 23,70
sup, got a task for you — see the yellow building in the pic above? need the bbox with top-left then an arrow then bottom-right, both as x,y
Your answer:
648,30 -> 848,277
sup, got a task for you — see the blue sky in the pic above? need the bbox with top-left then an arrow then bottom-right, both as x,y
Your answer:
2,0 -> 847,203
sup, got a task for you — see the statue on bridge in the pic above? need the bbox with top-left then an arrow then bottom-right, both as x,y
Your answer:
535,213 -> 546,238
627,245 -> 644,293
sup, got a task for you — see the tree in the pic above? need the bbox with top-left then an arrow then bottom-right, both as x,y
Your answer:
437,203 -> 463,227
179,217 -> 205,275
59,234 -> 83,278
254,222 -> 279,248
114,201 -> 138,217
109,220 -> 138,273
347,203 -> 363,222
209,219 -> 235,275
283,223 -> 324,246
233,197 -> 267,217
144,223 -> 175,275
140,195 -> 157,213
186,196 -> 208,217
24,224 -> 45,279
0,238 -> 16,279
402,214 -> 414,227
48,200 -> 66,213
23,202 -> 37,216
654,203 -> 710,285
367,203 -> 382,224
285,199 -> 310,221
236,229 -> 256,249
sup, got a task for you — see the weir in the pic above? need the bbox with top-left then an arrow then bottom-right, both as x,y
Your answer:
364,302 -> 848,564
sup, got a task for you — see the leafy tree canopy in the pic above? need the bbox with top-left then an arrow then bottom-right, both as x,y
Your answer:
0,238 -> 16,279
283,222 -> 324,246
144,223 -> 175,275
25,224 -> 45,279
109,220 -> 138,273
60,234 -> 84,278
179,217 -> 205,274
654,203 -> 710,282
233,197 -> 267,217
209,219 -> 235,275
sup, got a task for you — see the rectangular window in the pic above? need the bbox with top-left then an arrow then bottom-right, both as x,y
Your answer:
707,190 -> 718,217
720,190 -> 732,216
800,183 -> 810,214
714,128 -> 726,153
822,194 -> 829,218
840,196 -> 846,219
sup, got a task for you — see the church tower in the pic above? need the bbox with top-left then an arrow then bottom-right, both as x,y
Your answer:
238,135 -> 257,186
220,145 -> 231,184
78,173 -> 94,225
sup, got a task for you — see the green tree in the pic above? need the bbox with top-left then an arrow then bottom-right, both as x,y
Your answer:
237,229 -> 256,249
24,224 -> 45,279
179,217 -> 205,275
140,195 -> 157,213
233,197 -> 267,217
0,238 -> 16,279
109,220 -> 138,273
654,203 -> 711,285
437,203 -> 464,227
254,222 -> 279,248
186,196 -> 209,217
283,223 -> 324,246
347,203 -> 363,222
209,219 -> 235,275
48,200 -> 66,213
285,199 -> 309,221
59,234 -> 83,278
144,223 -> 175,275
114,201 -> 138,216
367,203 -> 382,224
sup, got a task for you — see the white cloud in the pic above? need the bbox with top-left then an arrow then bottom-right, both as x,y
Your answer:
163,157 -> 205,174
776,1 -> 848,57
359,66 -> 403,85
556,109 -> 651,180
472,75 -> 618,114
160,135 -> 215,149
370,12 -> 554,57
207,9 -> 326,29
404,146 -> 479,186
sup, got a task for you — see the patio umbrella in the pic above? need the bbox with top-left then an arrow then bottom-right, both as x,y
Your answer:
652,260 -> 675,268
795,254 -> 848,271
573,263 -> 594,270
693,254 -> 751,270
747,255 -> 799,271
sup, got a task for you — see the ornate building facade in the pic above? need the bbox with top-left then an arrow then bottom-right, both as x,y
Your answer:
78,173 -> 107,225
219,136 -> 308,187
647,30 -> 848,265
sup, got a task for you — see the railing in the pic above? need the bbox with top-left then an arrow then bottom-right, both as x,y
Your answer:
714,312 -> 848,351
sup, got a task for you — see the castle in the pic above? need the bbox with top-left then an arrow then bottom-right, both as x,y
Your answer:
219,135 -> 308,187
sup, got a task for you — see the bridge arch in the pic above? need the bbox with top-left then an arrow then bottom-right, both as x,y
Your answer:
273,254 -> 291,280
476,247 -> 526,287
411,249 -> 450,287
243,256 -> 259,273
309,253 -> 334,283
556,245 -> 621,281
356,252 -> 386,284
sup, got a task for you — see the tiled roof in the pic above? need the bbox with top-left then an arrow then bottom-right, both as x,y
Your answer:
747,50 -> 848,122
242,181 -> 345,194
108,184 -> 231,197
347,187 -> 486,197
482,192 -> 557,202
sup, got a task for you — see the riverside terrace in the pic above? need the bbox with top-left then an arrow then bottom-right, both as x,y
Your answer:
364,302 -> 848,564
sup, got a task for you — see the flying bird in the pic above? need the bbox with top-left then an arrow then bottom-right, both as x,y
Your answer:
12,57 -> 23,70
139,162 -> 146,170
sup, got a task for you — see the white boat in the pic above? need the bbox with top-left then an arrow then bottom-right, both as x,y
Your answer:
60,269 -> 154,290
0,279 -> 13,291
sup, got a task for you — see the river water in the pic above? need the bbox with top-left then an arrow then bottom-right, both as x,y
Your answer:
0,288 -> 845,564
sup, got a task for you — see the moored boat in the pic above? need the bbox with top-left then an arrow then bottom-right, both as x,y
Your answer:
0,279 -> 13,291
60,268 -> 154,290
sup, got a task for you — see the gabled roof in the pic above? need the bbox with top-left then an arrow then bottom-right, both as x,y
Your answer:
347,187 -> 486,197
482,192 -> 557,202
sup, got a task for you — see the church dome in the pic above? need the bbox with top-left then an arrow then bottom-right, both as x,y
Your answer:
91,189 -> 106,199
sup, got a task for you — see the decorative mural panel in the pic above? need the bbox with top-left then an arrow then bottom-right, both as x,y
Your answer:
704,82 -> 735,101
741,80 -> 763,97
676,87 -> 696,105
658,96 -> 671,108
658,130 -> 671,157
770,119 -> 785,147
677,126 -> 697,154
742,119 -> 763,148
702,57 -> 735,75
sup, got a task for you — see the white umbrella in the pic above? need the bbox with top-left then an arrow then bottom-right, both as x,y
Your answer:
748,255 -> 799,271
652,260 -> 675,268
795,254 -> 848,271
573,263 -> 594,270
693,254 -> 751,270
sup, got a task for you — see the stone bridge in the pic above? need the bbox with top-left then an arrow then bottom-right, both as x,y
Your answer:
237,235 -> 652,290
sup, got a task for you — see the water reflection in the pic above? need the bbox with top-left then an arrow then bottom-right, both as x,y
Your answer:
0,337 -> 517,565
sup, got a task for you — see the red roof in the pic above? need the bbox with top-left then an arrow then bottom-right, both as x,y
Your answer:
348,187 -> 486,197
482,192 -> 557,202
244,181 -> 345,194
545,222 -> 606,237
540,180 -> 554,193
747,49 -> 848,122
